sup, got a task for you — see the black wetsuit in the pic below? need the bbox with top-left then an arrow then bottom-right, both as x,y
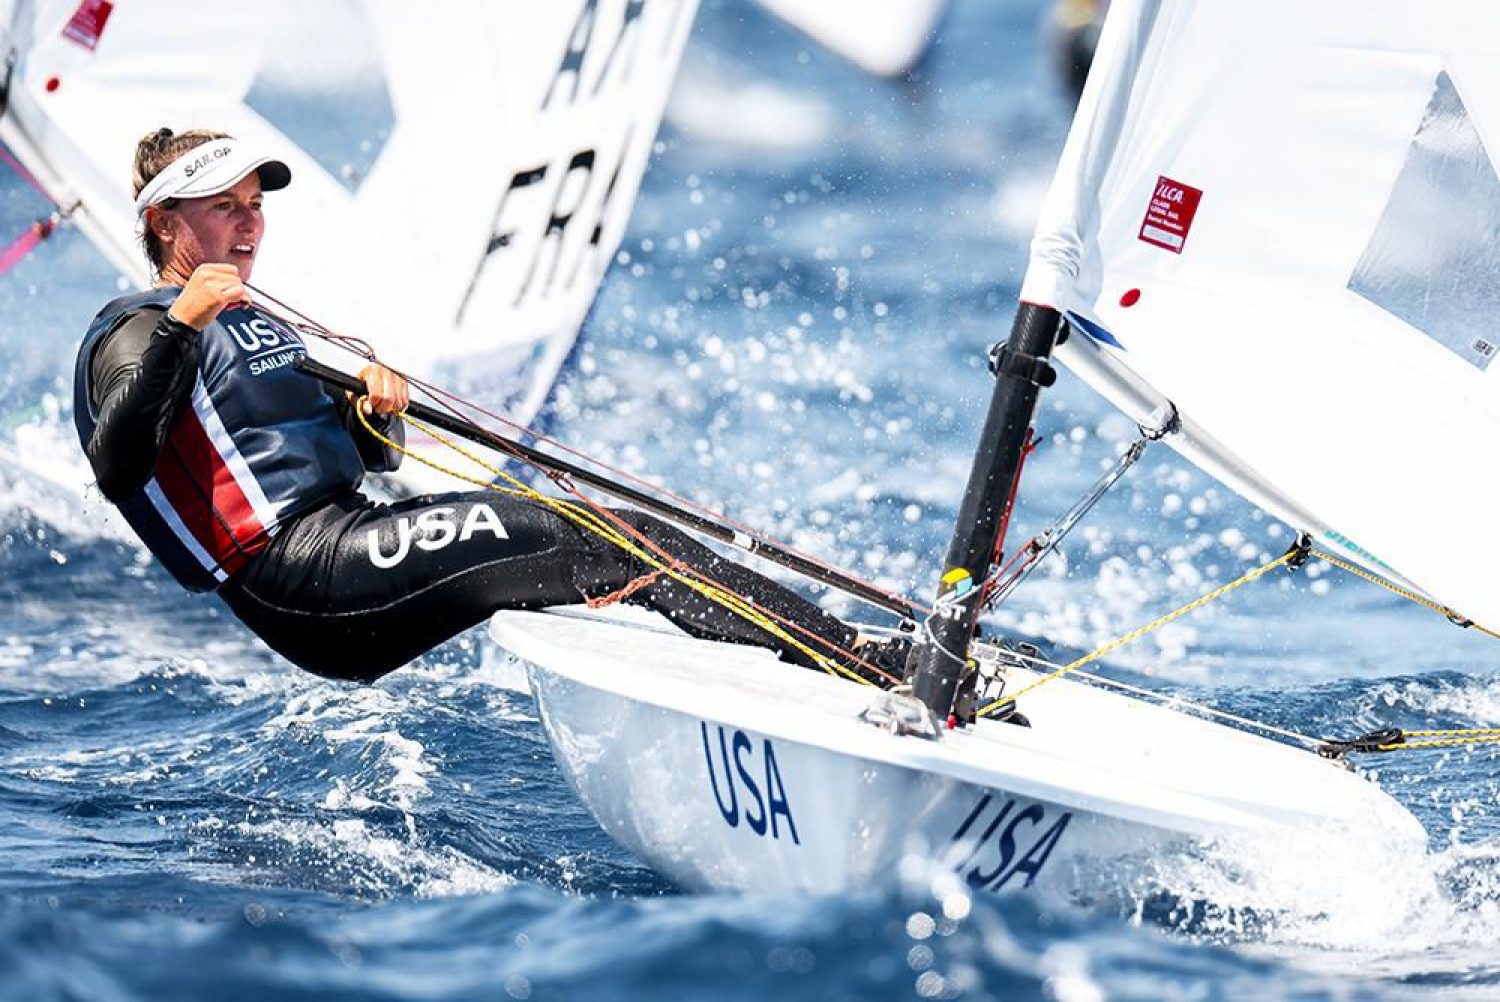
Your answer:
79,300 -> 858,682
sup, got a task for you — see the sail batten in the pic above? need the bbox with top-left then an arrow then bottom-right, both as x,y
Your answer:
1024,0 -> 1500,628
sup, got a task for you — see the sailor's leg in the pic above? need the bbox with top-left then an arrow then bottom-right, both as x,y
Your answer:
222,492 -> 857,681
578,508 -> 858,671
222,491 -> 592,681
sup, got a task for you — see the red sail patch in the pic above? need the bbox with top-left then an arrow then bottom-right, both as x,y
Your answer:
1138,176 -> 1203,254
61,0 -> 113,52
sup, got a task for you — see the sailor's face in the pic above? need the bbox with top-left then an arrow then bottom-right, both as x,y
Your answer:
163,173 -> 266,281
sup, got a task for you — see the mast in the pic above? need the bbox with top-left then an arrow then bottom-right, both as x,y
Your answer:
907,302 -> 1065,722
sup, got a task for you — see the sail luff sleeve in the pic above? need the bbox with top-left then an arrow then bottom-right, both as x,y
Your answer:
1021,0 -> 1165,312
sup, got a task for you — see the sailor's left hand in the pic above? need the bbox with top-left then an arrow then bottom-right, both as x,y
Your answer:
354,364 -> 411,416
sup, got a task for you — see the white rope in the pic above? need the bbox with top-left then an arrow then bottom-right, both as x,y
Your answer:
981,642 -> 1323,750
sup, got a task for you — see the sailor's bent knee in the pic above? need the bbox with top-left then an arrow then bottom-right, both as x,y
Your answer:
607,508 -> 692,550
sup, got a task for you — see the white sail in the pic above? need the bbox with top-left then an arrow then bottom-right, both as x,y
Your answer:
1020,0 -> 1500,630
468,1 -> 1432,904
753,0 -> 946,78
0,0 -> 696,419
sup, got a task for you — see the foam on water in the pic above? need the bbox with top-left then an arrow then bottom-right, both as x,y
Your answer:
217,814 -> 513,901
0,419 -> 132,543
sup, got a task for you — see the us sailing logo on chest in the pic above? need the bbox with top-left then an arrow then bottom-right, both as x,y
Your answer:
221,312 -> 305,376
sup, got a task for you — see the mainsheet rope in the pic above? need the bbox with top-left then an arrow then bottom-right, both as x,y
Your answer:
976,539 -> 1500,755
351,402 -> 897,686
247,283 -> 927,621
249,286 -> 1500,752
247,285 -> 905,684
976,546 -> 1300,718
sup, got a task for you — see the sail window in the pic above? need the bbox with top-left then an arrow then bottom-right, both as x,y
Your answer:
1348,71 -> 1500,372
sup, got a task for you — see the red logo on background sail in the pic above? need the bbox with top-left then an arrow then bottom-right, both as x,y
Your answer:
61,0 -> 113,52
1139,176 -> 1203,254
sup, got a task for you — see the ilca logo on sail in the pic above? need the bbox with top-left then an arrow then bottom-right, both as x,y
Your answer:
1139,176 -> 1204,254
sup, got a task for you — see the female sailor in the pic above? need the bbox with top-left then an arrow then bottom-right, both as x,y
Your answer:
75,128 -> 904,683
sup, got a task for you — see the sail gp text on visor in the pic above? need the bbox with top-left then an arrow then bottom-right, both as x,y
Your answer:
133,139 -> 292,222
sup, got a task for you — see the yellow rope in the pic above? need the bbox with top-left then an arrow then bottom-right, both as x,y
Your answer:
349,396 -> 1500,740
1312,549 -> 1500,640
972,540 -> 1500,751
1305,552 -> 1500,753
976,550 -> 1296,717
353,401 -> 876,685
1379,727 -> 1500,750
1380,733 -> 1500,751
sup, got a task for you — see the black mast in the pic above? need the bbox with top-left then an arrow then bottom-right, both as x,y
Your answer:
907,302 -> 1066,722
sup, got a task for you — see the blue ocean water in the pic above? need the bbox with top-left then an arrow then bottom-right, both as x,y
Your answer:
2,1 -> 1498,999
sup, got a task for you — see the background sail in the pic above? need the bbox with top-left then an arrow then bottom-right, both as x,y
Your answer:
752,0 -> 947,78
0,0 -> 697,420
1020,0 -> 1500,629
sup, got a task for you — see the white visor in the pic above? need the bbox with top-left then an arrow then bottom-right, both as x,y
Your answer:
134,138 -> 291,220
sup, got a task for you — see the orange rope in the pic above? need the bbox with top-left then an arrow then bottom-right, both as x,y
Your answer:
583,564 -> 676,609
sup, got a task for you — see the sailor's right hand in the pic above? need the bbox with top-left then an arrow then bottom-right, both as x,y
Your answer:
167,263 -> 250,331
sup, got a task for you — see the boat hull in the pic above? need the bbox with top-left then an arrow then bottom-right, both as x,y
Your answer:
530,656 -> 1165,894
492,608 -> 1426,899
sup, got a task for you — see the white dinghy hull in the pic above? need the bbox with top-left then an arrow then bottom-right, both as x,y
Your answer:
490,608 -> 1425,898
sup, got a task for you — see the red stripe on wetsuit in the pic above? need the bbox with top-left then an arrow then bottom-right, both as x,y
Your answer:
155,404 -> 268,576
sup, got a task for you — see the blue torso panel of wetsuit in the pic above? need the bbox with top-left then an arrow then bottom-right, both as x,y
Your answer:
74,287 -> 368,591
